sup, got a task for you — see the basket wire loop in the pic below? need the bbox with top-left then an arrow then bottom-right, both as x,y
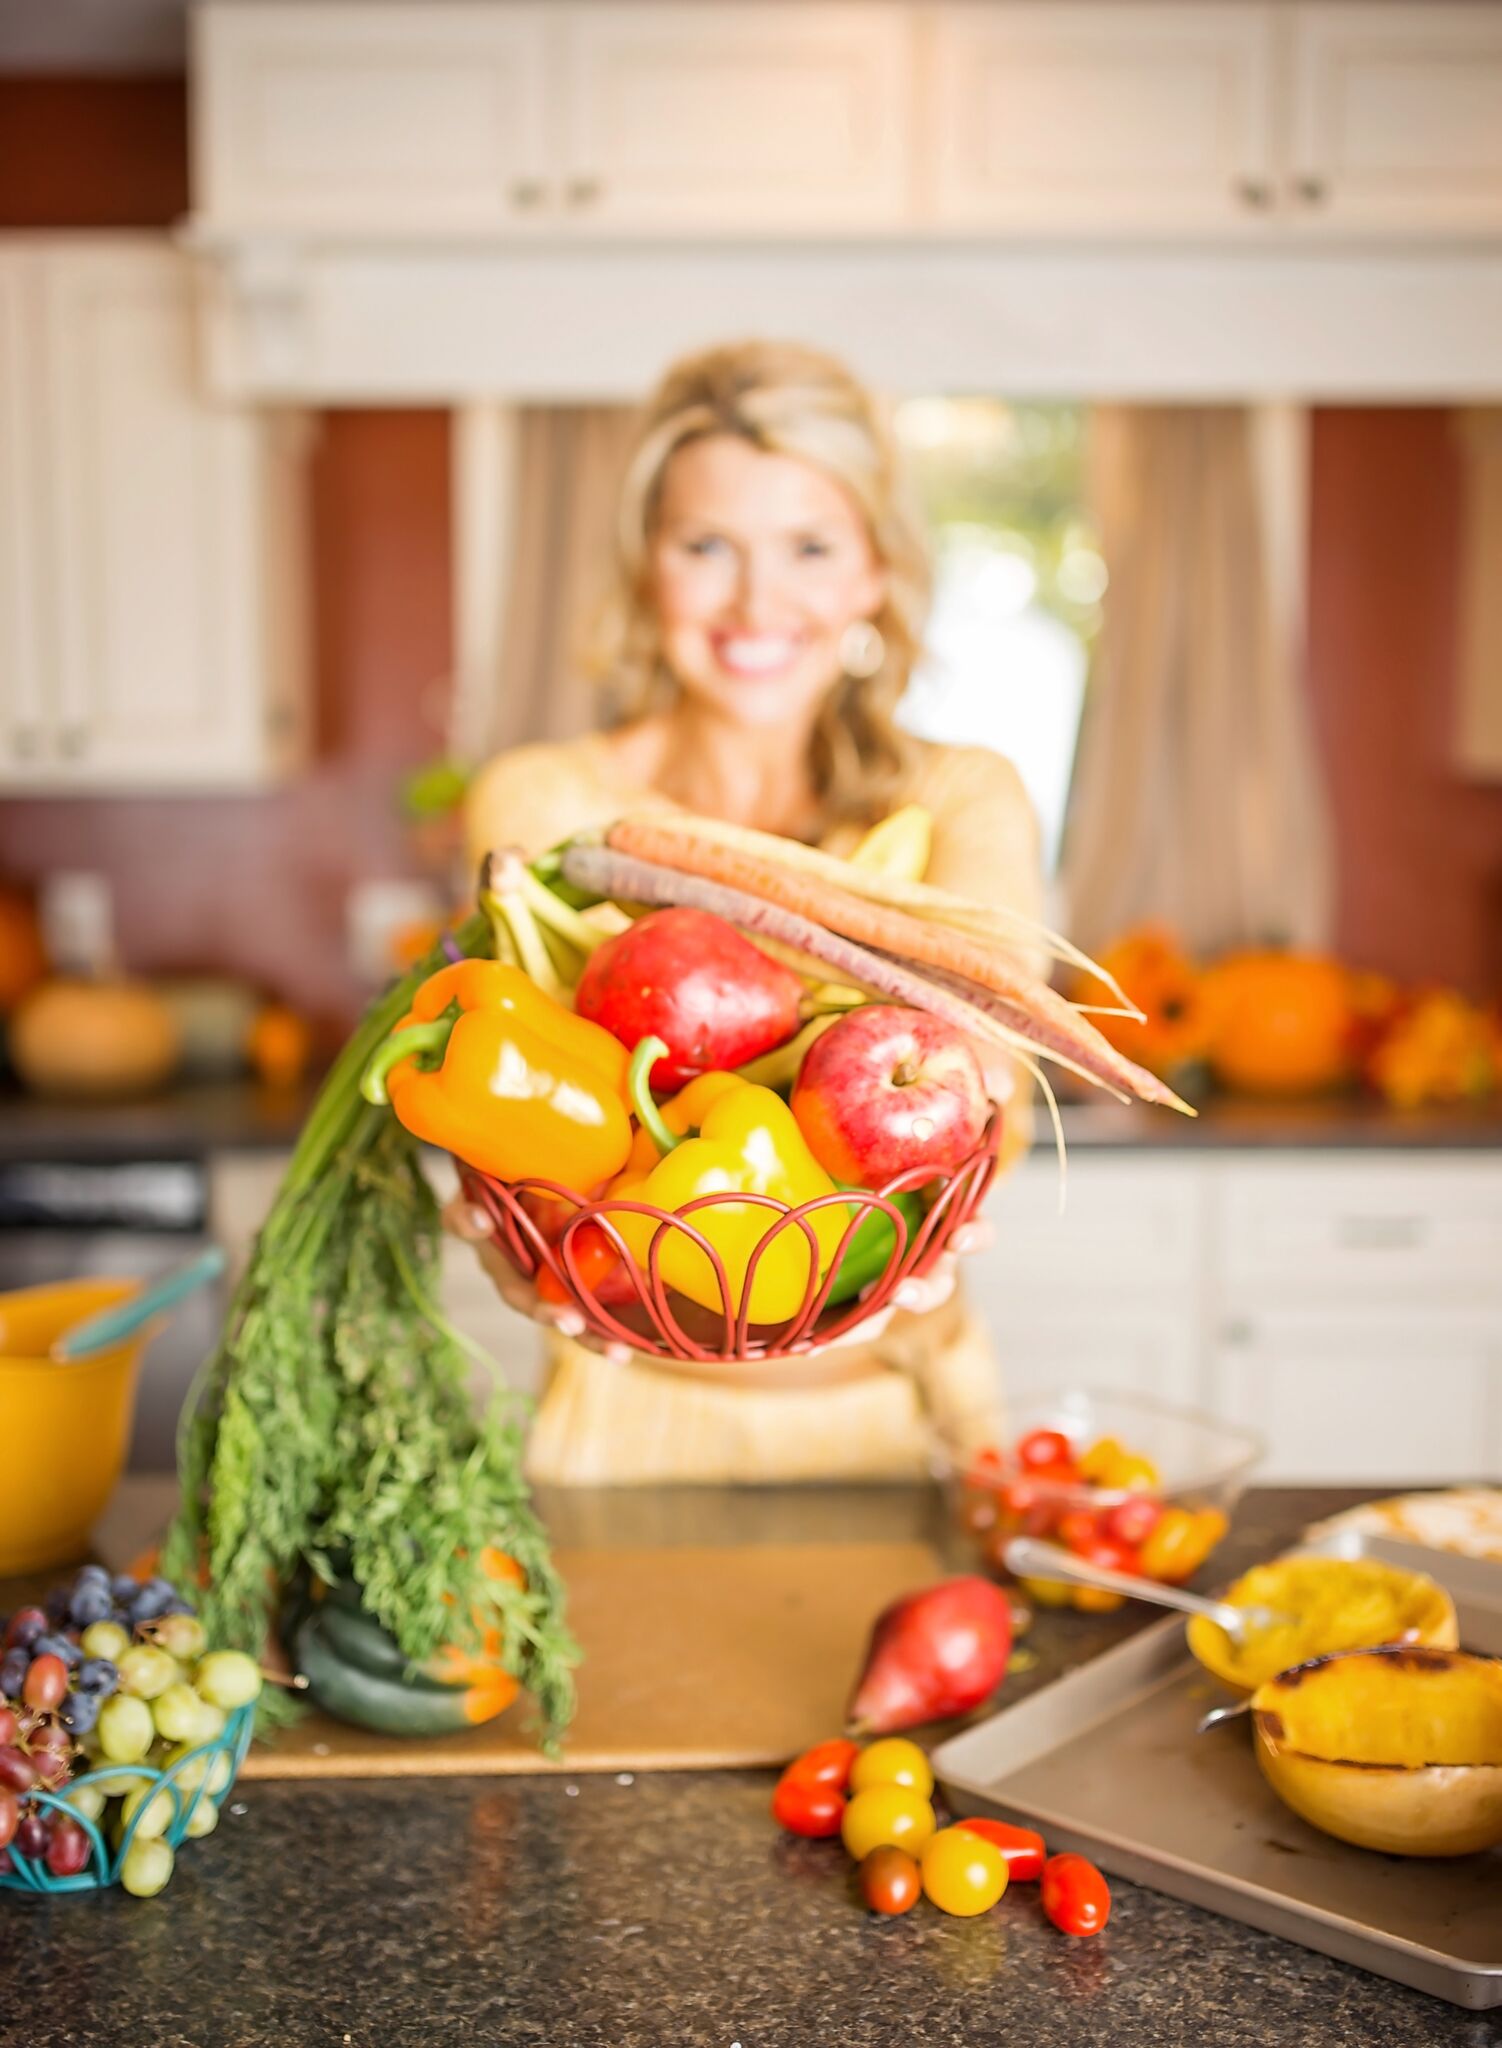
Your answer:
0,1702 -> 254,1895
458,1107 -> 1000,1365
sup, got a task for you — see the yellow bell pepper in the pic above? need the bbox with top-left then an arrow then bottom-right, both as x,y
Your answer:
361,959 -> 633,1189
613,1039 -> 849,1323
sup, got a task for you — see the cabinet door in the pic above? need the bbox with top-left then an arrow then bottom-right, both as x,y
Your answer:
926,4 -> 1278,235
1212,1308 -> 1502,1483
982,1304 -> 1202,1411
1289,5 -> 1502,234
194,3 -> 552,235
0,252 -> 47,778
558,4 -> 912,233
35,243 -> 286,789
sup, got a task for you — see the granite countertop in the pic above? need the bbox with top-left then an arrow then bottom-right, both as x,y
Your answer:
1,1483 -> 1491,2048
4,1076 -> 1502,1165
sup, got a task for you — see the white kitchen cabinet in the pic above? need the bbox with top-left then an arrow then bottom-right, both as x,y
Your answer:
982,1304 -> 1204,1412
0,239 -> 308,793
193,4 -> 553,236
556,5 -> 912,233
1211,1307 -> 1502,1484
1288,5 -> 1502,235
924,3 -> 1279,236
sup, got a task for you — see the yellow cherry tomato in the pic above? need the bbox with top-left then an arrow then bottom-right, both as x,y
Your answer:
1020,1575 -> 1074,1610
1077,1437 -> 1125,1484
1139,1505 -> 1200,1582
1103,1452 -> 1160,1494
1175,1506 -> 1230,1575
920,1826 -> 1009,1916
841,1785 -> 937,1863
849,1738 -> 933,1800
1071,1585 -> 1126,1614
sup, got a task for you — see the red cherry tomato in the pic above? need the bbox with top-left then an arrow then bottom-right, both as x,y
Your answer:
1056,1508 -> 1102,1555
1076,1536 -> 1139,1577
784,1737 -> 860,1792
970,1446 -> 1005,1476
771,1771 -> 846,1838
954,1816 -> 1046,1882
1042,1852 -> 1112,1936
1016,1429 -> 1075,1472
22,1655 -> 67,1714
859,1845 -> 922,1916
1102,1495 -> 1164,1549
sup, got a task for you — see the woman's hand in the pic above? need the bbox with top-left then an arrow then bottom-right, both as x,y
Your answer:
441,1193 -> 638,1363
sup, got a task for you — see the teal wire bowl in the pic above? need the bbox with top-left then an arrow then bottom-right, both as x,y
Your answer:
0,1702 -> 254,1895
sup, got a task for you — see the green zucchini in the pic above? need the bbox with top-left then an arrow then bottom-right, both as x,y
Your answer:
292,1613 -> 488,1739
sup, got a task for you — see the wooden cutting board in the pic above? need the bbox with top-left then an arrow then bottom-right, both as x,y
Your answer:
240,1540 -> 940,1780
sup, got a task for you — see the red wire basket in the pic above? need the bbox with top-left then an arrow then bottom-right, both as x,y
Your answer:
459,1113 -> 1001,1380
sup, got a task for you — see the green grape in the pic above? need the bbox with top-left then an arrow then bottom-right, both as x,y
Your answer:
153,1616 -> 207,1662
164,1743 -> 232,1796
120,1836 -> 174,1898
79,1621 -> 130,1662
121,1783 -> 176,1842
194,1651 -> 263,1710
151,1684 -> 224,1746
184,1798 -> 218,1840
87,1768 -> 150,1799
97,1694 -> 154,1764
117,1646 -> 181,1700
64,1782 -> 108,1822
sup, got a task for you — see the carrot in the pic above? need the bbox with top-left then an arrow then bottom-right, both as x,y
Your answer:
560,841 -> 1190,1115
612,810 -> 1141,1016
603,820 -> 1186,1113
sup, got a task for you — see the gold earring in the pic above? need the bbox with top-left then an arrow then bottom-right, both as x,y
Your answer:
840,619 -> 885,679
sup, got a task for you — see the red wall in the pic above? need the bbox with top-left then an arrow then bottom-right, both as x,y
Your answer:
1306,410 -> 1502,997
0,79 -> 453,1028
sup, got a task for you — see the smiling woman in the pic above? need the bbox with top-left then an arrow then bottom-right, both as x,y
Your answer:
460,340 -> 1043,1485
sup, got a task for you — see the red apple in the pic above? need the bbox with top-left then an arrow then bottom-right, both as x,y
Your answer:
790,1006 -> 989,1188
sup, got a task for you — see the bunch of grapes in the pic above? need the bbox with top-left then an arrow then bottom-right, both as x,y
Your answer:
0,1565 -> 261,1897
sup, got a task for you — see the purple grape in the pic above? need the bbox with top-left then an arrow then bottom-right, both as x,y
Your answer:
15,1813 -> 46,1861
67,1584 -> 113,1629
5,1611 -> 46,1654
32,1633 -> 79,1668
162,1595 -> 196,1618
59,1690 -> 99,1736
43,1587 -> 70,1625
110,1574 -> 140,1607
73,1565 -> 110,1587
75,1658 -> 118,1696
0,1651 -> 28,1700
128,1583 -> 174,1625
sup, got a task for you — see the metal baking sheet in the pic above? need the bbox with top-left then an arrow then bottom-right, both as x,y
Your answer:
932,1561 -> 1502,2009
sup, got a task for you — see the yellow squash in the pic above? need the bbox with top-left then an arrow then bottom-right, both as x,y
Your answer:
1252,1646 -> 1502,1857
1187,1555 -> 1458,1694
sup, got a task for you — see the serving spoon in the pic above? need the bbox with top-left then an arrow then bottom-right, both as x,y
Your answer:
1001,1535 -> 1292,1646
51,1247 -> 226,1363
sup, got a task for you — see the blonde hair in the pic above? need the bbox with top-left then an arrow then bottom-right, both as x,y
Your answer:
592,339 -> 929,832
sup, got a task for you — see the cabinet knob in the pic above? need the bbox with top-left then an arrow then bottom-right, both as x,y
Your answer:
58,727 -> 88,760
12,727 -> 39,760
1294,175 -> 1327,206
565,176 -> 602,208
510,179 -> 547,210
1221,1317 -> 1255,1347
1235,178 -> 1273,210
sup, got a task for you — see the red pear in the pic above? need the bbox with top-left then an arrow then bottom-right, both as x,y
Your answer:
846,1576 -> 1013,1737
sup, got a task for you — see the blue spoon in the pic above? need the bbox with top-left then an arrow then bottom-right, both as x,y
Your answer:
52,1247 -> 227,1363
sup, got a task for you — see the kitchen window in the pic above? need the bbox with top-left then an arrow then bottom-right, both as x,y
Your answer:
894,399 -> 1100,873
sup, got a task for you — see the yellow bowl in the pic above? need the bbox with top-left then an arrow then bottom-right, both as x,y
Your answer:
1186,1554 -> 1458,1693
0,1277 -> 146,1575
1252,1646 -> 1502,1857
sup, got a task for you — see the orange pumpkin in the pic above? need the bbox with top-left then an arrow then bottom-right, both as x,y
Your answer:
1203,950 -> 1354,1097
1073,926 -> 1211,1079
1365,989 -> 1497,1110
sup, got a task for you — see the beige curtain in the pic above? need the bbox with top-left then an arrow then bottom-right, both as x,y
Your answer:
480,406 -> 638,756
1060,407 -> 1333,958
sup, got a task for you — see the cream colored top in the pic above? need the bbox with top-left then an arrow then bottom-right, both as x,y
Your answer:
463,730 -> 1043,1485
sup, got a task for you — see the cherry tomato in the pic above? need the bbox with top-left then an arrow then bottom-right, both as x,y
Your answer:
1139,1506 -> 1201,1582
784,1738 -> 859,1792
1056,1508 -> 1102,1555
920,1826 -> 1008,1916
954,1816 -> 1046,1882
22,1655 -> 67,1714
1103,1453 -> 1160,1494
841,1785 -> 937,1862
1018,1574 -> 1074,1610
849,1738 -> 933,1800
859,1845 -> 921,1916
1103,1495 -> 1164,1549
1042,1852 -> 1111,1936
771,1772 -> 846,1839
998,1475 -> 1042,1519
1017,1428 -> 1075,1472
958,1490 -> 998,1539
1027,1459 -> 1082,1494
1077,1436 -> 1125,1484
970,1446 -> 1005,1476
1078,1536 -> 1137,1576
